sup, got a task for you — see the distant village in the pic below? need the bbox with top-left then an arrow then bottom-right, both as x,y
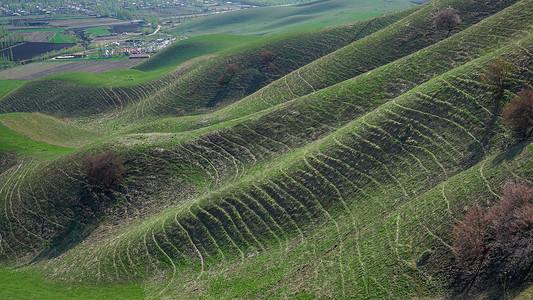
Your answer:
0,1 -> 258,18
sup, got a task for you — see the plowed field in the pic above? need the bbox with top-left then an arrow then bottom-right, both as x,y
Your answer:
0,59 -> 145,80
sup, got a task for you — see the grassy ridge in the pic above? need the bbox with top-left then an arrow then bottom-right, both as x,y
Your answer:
133,34 -> 263,73
131,0 -> 522,134
0,114 -> 79,158
172,0 -> 417,37
40,34 -> 263,88
0,9 -> 411,119
0,80 -> 25,98
43,31 -> 533,297
0,0 -> 532,298
0,113 -> 102,148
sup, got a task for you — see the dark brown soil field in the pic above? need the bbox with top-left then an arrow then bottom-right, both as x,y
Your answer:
47,17 -> 119,27
0,42 -> 76,61
19,31 -> 57,42
0,59 -> 145,80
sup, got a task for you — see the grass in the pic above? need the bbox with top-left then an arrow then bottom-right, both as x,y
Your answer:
0,112 -> 102,148
49,32 -> 78,44
0,116 -> 76,158
0,267 -> 144,299
86,26 -> 113,37
0,0 -> 532,298
0,79 -> 26,98
134,34 -> 263,73
0,10 -> 409,119
171,0 -> 417,37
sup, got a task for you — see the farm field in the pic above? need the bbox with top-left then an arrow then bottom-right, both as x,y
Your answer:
0,0 -> 532,299
0,59 -> 145,80
0,42 -> 76,61
47,17 -> 120,27
17,29 -> 61,42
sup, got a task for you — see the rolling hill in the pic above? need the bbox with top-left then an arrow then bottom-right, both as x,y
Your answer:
171,0 -> 423,37
0,0 -> 532,298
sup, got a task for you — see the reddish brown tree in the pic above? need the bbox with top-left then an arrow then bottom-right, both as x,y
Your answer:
82,150 -> 125,188
452,182 -> 533,293
217,75 -> 228,86
485,182 -> 533,241
434,8 -> 461,38
226,64 -> 239,75
452,206 -> 488,264
503,90 -> 533,139
481,58 -> 512,92
261,51 -> 275,64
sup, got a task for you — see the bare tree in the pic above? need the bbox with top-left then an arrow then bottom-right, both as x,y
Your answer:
261,51 -> 275,64
503,90 -> 533,139
434,8 -> 461,38
82,150 -> 125,188
481,58 -> 512,93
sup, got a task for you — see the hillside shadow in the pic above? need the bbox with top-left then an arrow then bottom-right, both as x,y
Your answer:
30,187 -> 119,263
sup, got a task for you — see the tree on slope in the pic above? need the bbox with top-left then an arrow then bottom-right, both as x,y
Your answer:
503,90 -> 533,139
434,8 -> 461,38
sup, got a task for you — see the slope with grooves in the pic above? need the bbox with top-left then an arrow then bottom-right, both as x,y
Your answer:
0,10 -> 409,120
132,0 -> 520,134
1,1 -> 532,298
46,34 -> 533,298
0,0 -> 531,268
35,10 -> 533,290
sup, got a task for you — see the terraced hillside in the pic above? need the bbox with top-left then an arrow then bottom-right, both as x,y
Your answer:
0,0 -> 532,298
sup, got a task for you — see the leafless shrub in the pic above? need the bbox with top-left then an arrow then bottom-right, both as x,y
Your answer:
503,90 -> 533,139
82,150 -> 125,188
226,64 -> 239,75
434,8 -> 461,37
452,182 -> 533,293
481,58 -> 512,92
261,51 -> 275,64
452,206 -> 488,264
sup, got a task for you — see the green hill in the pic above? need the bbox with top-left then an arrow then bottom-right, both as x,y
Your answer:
172,0 -> 419,37
0,8 -> 412,120
0,0 -> 532,298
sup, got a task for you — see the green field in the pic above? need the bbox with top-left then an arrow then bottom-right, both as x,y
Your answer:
172,0 -> 418,36
0,268 -> 144,299
0,0 -> 532,298
0,79 -> 25,98
0,112 -> 102,157
49,32 -> 78,43
86,26 -> 113,37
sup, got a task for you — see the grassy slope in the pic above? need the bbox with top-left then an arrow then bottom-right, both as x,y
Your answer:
172,0 -> 416,37
43,29 -> 532,297
0,113 -> 102,148
131,0 -> 518,134
0,267 -> 144,299
133,34 -> 262,73
0,80 -> 25,98
0,0 -> 532,298
0,116 -> 79,159
0,9 -> 410,119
